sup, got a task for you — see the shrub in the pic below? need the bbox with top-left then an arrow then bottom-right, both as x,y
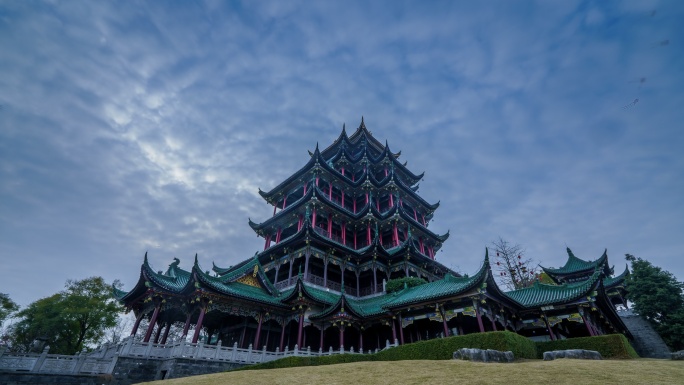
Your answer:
233,331 -> 537,372
535,334 -> 639,359
385,277 -> 427,294
375,331 -> 537,360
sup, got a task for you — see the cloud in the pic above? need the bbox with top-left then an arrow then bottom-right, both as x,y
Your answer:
0,0 -> 682,306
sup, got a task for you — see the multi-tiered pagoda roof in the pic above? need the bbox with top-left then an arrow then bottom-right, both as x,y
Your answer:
114,119 -> 632,352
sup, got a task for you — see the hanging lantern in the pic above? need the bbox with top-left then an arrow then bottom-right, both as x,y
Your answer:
496,261 -> 501,266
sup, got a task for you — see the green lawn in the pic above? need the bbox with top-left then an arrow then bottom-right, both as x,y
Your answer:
142,359 -> 683,385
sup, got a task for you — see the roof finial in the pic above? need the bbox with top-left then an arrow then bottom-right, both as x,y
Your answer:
360,116 -> 365,129
144,251 -> 148,262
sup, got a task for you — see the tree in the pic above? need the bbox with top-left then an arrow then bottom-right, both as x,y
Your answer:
491,237 -> 538,290
0,293 -> 19,326
625,254 -> 684,350
9,277 -> 122,354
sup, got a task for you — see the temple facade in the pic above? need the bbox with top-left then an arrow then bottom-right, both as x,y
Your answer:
114,119 -> 631,352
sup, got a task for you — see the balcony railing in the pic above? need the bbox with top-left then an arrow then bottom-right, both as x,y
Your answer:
274,273 -> 384,298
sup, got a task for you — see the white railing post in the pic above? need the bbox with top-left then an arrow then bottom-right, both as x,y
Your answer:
231,342 -> 238,361
294,344 -> 298,356
194,342 -> 203,358
328,346 -> 333,355
261,346 -> 267,362
214,340 -> 222,360
122,336 -> 134,356
339,345 -> 344,354
107,353 -> 119,374
248,344 -> 253,363
72,351 -> 86,373
144,342 -> 153,357
33,345 -> 50,372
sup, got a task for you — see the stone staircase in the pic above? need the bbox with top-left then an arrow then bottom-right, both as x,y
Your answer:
619,309 -> 671,358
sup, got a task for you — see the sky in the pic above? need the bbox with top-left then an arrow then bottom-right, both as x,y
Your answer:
1,0 -> 682,308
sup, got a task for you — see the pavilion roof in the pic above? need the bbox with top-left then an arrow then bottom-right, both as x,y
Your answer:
604,265 -> 629,289
504,267 -> 603,308
541,248 -> 611,281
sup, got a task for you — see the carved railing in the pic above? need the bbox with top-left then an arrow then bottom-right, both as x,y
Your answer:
0,337 -> 398,375
274,274 -> 370,297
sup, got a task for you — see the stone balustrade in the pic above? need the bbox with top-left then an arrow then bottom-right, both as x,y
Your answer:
0,337 -> 398,376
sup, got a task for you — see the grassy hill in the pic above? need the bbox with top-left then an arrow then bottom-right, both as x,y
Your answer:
141,359 -> 683,385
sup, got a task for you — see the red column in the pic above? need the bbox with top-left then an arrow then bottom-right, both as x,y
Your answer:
389,193 -> 394,207
341,190 -> 345,208
393,222 -> 399,246
490,312 -> 498,331
327,214 -> 332,237
312,207 -> 316,228
192,307 -> 206,343
273,204 -> 277,217
130,313 -> 144,336
160,322 -> 171,344
182,313 -> 192,337
279,322 -> 287,351
440,307 -> 449,337
474,302 -> 485,333
422,214 -> 426,226
367,222 -> 371,244
297,313 -> 305,347
328,181 -> 333,200
320,326 -> 325,350
579,310 -> 596,336
398,316 -> 405,345
353,197 -> 356,213
342,222 -> 346,245
544,315 -> 556,341
304,254 -> 310,279
297,215 -> 303,231
254,313 -> 263,347
283,196 -> 287,210
354,231 -> 357,249
153,321 -> 163,343
391,318 -> 397,343
339,325 -> 345,349
365,192 -> 368,204
419,238 -> 424,254
341,167 -> 345,176
359,331 -> 364,352
323,259 -> 328,287
143,305 -> 160,343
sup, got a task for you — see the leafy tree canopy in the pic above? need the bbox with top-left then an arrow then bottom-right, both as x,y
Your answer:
625,254 -> 684,351
385,277 -> 427,294
9,277 -> 122,354
0,293 -> 19,325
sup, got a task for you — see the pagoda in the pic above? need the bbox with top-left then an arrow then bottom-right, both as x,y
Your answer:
114,119 -> 632,353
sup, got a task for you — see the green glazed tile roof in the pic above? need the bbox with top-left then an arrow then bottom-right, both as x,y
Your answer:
604,265 -> 629,289
280,278 -> 341,305
542,248 -> 608,276
211,256 -> 278,294
347,292 -> 399,317
143,255 -> 192,293
384,251 -> 490,309
504,268 -> 601,308
195,267 -> 286,307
